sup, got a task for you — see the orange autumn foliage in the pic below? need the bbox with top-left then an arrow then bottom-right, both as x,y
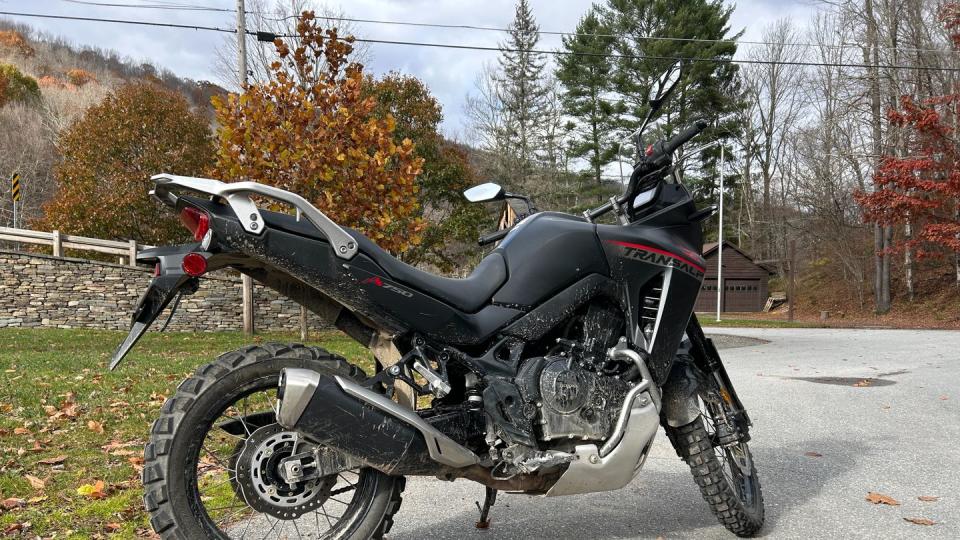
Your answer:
0,30 -> 34,56
38,83 -> 214,243
212,12 -> 425,253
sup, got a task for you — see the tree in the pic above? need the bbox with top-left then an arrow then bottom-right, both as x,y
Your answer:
365,73 -> 486,269
497,0 -> 550,186
212,12 -> 425,254
0,63 -> 40,107
855,95 -> 960,270
213,0 -> 370,89
38,83 -> 214,243
557,8 -> 620,189
601,0 -> 742,188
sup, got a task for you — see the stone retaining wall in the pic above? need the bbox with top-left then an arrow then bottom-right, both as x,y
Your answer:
0,250 -> 330,332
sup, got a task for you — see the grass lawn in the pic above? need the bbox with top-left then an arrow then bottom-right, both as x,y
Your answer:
0,328 -> 374,539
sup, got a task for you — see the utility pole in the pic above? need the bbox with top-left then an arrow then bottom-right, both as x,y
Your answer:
236,0 -> 248,87
237,0 -> 255,335
716,144 -> 724,322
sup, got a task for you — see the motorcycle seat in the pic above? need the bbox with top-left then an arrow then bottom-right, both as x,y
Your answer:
347,229 -> 507,313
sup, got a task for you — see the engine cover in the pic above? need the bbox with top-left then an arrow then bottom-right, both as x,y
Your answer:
519,356 -> 630,442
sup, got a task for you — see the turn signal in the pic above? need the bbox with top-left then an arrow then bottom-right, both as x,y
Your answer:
181,252 -> 208,277
179,207 -> 210,242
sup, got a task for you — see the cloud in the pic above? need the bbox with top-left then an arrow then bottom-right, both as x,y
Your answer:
8,0 -> 815,136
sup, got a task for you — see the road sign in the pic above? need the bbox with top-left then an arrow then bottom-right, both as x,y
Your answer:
11,173 -> 20,203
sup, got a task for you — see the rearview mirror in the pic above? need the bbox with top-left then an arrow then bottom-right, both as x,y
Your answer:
463,182 -> 505,203
647,61 -> 682,110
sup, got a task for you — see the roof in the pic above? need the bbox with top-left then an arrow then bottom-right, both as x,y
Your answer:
702,240 -> 775,274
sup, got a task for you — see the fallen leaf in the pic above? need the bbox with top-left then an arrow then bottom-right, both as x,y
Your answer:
3,523 -> 22,534
918,496 -> 939,502
866,491 -> 900,506
1,497 -> 25,510
13,427 -> 30,435
76,480 -> 107,499
853,379 -> 873,387
87,420 -> 104,434
903,517 -> 936,526
110,449 -> 136,457
804,451 -> 823,458
939,395 -> 949,401
105,523 -> 122,532
37,454 -> 67,465
25,475 -> 45,490
26,496 -> 47,504
128,456 -> 145,473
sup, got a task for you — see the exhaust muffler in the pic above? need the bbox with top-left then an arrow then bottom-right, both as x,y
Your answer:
277,368 -> 480,476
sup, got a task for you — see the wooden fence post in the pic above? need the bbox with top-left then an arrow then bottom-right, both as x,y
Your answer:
299,305 -> 308,341
128,239 -> 137,267
242,274 -> 254,335
52,230 -> 62,257
788,239 -> 796,322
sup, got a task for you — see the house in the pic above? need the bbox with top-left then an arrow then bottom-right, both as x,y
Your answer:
694,241 -> 774,313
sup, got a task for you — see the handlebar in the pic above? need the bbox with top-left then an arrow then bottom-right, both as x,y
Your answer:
656,118 -> 709,159
478,228 -> 510,246
583,119 -> 708,222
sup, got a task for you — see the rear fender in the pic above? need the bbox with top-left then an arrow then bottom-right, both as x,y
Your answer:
108,244 -> 214,370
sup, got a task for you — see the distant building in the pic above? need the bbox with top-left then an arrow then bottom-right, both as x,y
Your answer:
694,241 -> 774,313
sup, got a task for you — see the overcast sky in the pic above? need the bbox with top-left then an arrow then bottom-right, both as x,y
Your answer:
6,0 -> 816,135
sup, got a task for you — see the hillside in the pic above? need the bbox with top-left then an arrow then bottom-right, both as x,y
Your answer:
0,18 -> 226,229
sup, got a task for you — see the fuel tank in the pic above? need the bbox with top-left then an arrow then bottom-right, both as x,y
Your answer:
491,212 -> 609,307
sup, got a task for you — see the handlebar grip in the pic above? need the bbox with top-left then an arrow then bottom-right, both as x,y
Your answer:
478,228 -> 510,246
661,118 -> 709,156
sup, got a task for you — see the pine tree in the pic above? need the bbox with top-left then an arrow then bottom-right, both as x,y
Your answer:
557,8 -> 621,189
602,0 -> 742,190
497,0 -> 549,186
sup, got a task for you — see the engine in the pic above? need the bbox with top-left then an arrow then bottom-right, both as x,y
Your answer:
481,302 -> 632,475
517,355 -> 630,442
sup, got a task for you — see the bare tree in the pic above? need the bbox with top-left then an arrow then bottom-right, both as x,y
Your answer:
743,19 -> 808,261
213,0 -> 370,89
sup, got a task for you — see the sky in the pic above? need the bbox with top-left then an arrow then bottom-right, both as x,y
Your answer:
3,0 -> 815,136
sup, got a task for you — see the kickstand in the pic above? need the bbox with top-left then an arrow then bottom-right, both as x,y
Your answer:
475,487 -> 498,529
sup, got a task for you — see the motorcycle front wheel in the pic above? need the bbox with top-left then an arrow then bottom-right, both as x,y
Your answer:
142,342 -> 405,539
666,378 -> 764,537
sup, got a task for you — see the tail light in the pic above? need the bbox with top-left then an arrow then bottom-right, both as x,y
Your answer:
181,252 -> 208,277
179,207 -> 210,242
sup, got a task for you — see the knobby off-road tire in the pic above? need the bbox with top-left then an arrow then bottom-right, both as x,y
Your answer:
667,418 -> 765,537
142,342 -> 405,539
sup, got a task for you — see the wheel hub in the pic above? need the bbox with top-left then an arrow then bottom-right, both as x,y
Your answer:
234,424 -> 335,519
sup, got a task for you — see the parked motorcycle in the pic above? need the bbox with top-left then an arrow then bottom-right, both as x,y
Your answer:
111,61 -> 763,538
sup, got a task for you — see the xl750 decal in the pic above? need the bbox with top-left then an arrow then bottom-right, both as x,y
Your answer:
606,240 -> 706,280
360,276 -> 414,298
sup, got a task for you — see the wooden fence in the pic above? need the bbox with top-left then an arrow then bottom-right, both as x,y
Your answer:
0,226 -> 150,266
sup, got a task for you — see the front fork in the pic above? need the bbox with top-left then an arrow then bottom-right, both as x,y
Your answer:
659,314 -> 752,442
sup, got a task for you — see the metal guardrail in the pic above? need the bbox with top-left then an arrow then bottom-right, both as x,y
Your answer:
0,226 -> 152,266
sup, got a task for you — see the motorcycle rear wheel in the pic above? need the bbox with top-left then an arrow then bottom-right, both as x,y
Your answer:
667,382 -> 764,537
142,342 -> 405,539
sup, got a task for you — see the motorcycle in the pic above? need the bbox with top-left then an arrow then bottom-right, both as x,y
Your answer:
111,61 -> 763,538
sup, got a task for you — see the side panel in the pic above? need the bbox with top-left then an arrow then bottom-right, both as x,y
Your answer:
596,221 -> 705,382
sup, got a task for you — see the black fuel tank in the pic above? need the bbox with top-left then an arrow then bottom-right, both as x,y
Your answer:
492,212 -> 609,308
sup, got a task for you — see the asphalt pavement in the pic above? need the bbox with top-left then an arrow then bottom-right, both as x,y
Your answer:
386,328 -> 960,539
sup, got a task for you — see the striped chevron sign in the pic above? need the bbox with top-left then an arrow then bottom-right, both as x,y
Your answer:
11,173 -> 20,203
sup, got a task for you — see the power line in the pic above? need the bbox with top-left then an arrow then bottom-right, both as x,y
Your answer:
3,10 -> 959,73
53,0 -> 956,56
59,0 -> 231,11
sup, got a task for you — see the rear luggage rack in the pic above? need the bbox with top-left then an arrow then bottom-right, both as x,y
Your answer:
150,174 -> 358,259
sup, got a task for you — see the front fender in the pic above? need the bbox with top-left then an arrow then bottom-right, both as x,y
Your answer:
659,359 -> 706,428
